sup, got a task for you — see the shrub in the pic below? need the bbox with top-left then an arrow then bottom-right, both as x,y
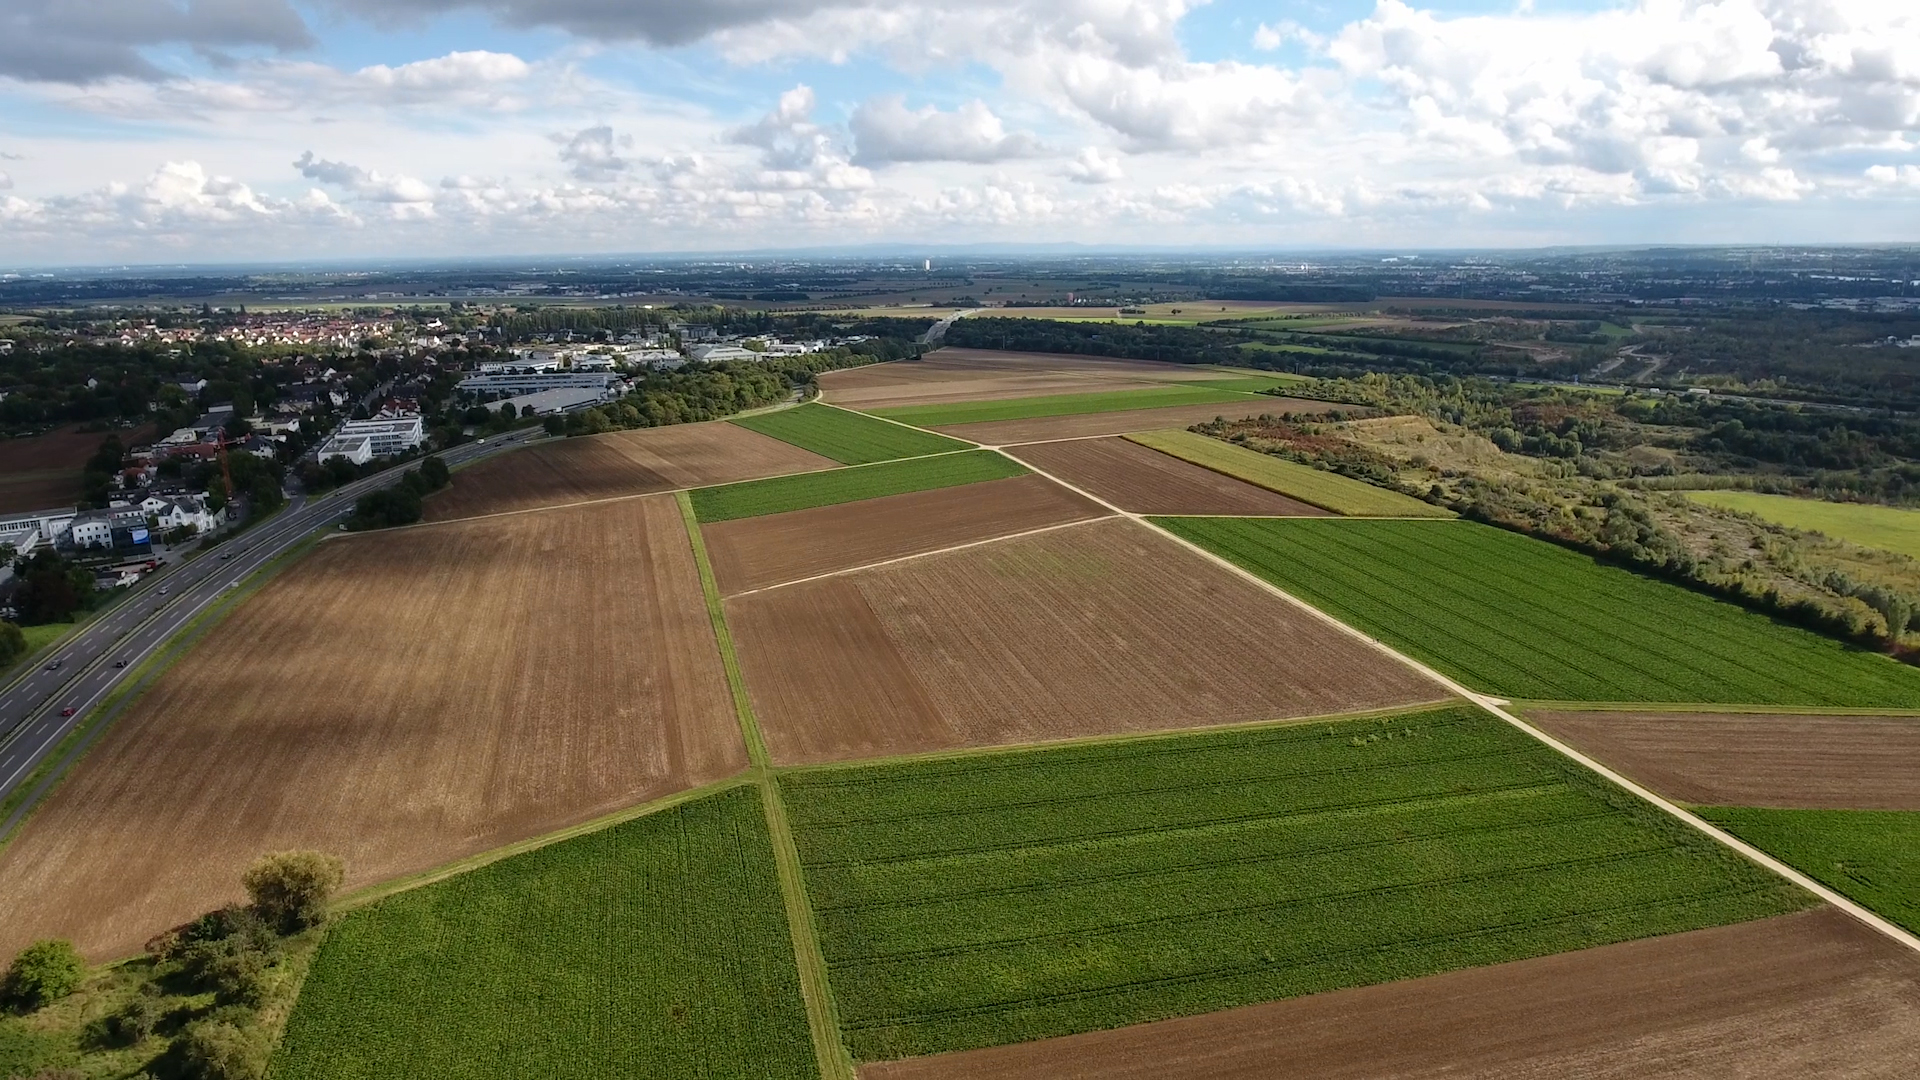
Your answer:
103,992 -> 164,1045
0,620 -> 25,667
175,1019 -> 267,1080
243,850 -> 344,933
2,939 -> 85,1012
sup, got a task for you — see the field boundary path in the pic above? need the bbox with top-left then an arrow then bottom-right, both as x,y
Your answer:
972,433 -> 1920,958
677,492 -> 858,1080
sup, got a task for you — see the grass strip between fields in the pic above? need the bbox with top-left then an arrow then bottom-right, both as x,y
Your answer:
689,449 -> 1025,523
1126,428 -> 1453,518
781,704 -> 1811,1062
679,490 -> 857,1080
1158,516 -> 1920,708
730,403 -> 974,465
1696,806 -> 1920,936
866,385 -> 1256,427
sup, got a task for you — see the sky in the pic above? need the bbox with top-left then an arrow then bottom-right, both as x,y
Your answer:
0,0 -> 1916,265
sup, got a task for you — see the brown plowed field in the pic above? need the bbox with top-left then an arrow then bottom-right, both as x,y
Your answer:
1009,438 -> 1332,516
1529,710 -> 1920,809
703,474 -> 1109,595
863,907 -> 1920,1080
818,348 -> 1222,409
0,424 -> 152,513
938,398 -> 1336,446
728,518 -> 1446,764
423,421 -> 834,522
0,496 -> 744,962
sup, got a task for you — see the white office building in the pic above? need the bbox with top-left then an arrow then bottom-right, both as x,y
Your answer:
316,435 -> 374,466
457,371 -> 623,398
330,414 -> 425,457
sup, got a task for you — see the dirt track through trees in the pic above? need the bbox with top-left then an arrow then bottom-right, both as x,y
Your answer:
728,518 -> 1446,763
937,399 -> 1336,446
0,496 -> 744,962
423,422 -> 835,522
861,907 -> 1920,1080
1009,438 -> 1332,516
1528,710 -> 1920,809
703,474 -> 1110,595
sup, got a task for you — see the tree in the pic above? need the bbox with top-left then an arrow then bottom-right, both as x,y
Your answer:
242,850 -> 344,933
2,939 -> 85,1012
11,551 -> 92,626
175,1019 -> 267,1080
417,455 -> 450,490
0,621 -> 25,668
542,414 -> 567,436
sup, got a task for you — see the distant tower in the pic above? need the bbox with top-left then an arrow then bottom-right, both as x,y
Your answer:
923,259 -> 932,272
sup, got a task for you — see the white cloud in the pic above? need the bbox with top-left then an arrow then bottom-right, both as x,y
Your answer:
1064,147 -> 1123,184
554,126 -> 634,181
1866,164 -> 1920,187
0,172 -> 12,191
850,97 -> 1043,164
294,151 -> 436,212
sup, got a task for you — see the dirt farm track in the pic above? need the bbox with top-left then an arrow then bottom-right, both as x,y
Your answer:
0,496 -> 744,962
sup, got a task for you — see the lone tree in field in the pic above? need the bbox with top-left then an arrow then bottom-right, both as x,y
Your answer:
2,939 -> 85,1012
242,851 -> 344,933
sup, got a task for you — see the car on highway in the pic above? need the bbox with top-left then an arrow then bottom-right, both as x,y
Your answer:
159,586 -> 169,595
43,660 -> 61,671
60,707 -> 75,717
220,552 -> 232,560
114,659 -> 128,668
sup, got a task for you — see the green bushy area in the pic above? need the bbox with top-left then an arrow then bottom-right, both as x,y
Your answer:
867,386 -> 1253,427
1699,806 -> 1920,934
782,706 -> 1807,1061
729,404 -> 972,465
273,787 -> 815,1080
689,450 -> 1025,523
1159,517 -> 1920,707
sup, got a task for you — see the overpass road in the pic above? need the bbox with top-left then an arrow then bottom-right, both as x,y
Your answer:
0,429 -> 540,815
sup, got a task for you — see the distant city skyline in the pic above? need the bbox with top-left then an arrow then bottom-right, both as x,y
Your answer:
2,0 -> 1917,264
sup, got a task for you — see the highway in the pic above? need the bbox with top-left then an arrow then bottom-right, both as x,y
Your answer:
0,428 -> 541,813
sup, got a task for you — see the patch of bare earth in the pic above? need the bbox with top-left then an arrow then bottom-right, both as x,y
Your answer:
1010,438 -> 1332,516
703,474 -> 1109,596
0,424 -> 153,513
940,399 -> 1337,446
0,496 -> 744,962
422,421 -> 834,522
1528,710 -> 1920,809
862,907 -> 1920,1080
818,348 -> 1226,409
728,517 -> 1446,764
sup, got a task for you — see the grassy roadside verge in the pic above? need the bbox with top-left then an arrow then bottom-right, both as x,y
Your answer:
678,490 -> 856,1080
0,533 -> 327,848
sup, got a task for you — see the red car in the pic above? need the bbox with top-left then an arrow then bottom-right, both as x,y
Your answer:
60,707 -> 76,718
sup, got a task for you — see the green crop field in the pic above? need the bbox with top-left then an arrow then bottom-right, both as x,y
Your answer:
1127,429 -> 1452,517
1698,807 -> 1920,934
274,787 -> 816,1080
730,404 -> 972,465
1687,491 -> 1920,560
782,706 -> 1807,1061
1157,518 -> 1920,707
689,450 -> 1026,522
866,386 -> 1255,427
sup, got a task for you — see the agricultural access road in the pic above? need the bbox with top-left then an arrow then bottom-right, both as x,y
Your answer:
0,428 -> 543,817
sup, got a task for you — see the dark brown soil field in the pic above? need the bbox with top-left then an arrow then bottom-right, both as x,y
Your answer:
1529,710 -> 1920,809
1009,438 -> 1333,516
819,348 -> 1222,410
863,907 -> 1920,1080
423,421 -> 835,522
938,399 -> 1336,446
728,517 -> 1446,763
703,474 -> 1109,595
0,496 -> 744,962
0,425 -> 152,513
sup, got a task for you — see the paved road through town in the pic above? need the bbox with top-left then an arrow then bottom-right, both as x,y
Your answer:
0,429 -> 541,811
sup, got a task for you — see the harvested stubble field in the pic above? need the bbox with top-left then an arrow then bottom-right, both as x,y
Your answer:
275,786 -> 817,1080
729,403 -> 972,464
0,424 -> 148,513
1700,807 -> 1920,935
817,349 -> 1225,410
0,496 -> 744,962
869,386 -> 1258,428
783,705 -> 1809,1062
860,907 -> 1920,1080
730,517 -> 1451,764
938,399 -> 1333,446
422,421 -> 835,521
1009,437 -> 1330,516
1126,428 -> 1452,517
1528,710 -> 1920,810
702,474 -> 1108,595
1160,517 -> 1920,707
689,449 -> 1025,523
